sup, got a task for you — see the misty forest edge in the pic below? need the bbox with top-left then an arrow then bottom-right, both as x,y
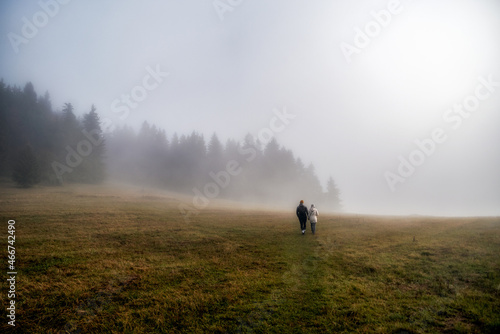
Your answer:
0,80 -> 342,210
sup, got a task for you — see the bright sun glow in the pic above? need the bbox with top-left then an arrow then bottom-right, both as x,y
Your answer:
401,18 -> 476,93
361,3 -> 494,130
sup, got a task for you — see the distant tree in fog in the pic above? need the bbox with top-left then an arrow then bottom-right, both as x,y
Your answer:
57,102 -> 82,183
207,133 -> 224,170
0,81 -> 107,185
12,144 -> 40,187
1,82 -> 62,183
0,80 -> 10,176
61,103 -> 80,146
325,176 -> 342,211
106,125 -> 136,181
80,105 -> 106,183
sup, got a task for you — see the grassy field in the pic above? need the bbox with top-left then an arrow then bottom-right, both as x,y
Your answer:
1,183 -> 499,333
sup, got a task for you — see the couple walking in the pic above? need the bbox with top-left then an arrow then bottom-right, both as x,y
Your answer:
296,200 -> 319,235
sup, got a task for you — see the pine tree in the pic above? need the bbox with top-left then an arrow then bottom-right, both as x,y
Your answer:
81,105 -> 105,183
326,176 -> 342,211
0,80 -> 8,176
62,103 -> 78,130
12,144 -> 40,187
59,103 -> 81,182
207,133 -> 224,171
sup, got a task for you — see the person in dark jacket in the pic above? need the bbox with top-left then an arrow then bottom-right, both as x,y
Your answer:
296,200 -> 309,235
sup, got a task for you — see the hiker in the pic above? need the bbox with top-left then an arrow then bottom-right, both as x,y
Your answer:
309,204 -> 319,235
296,200 -> 309,235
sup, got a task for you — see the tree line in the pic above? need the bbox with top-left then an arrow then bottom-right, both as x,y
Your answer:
0,81 -> 105,185
0,81 -> 341,210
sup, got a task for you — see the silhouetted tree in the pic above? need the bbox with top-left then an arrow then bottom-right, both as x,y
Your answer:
80,105 -> 106,183
325,176 -> 342,211
62,103 -> 79,133
0,80 -> 8,175
207,133 -> 224,172
12,144 -> 40,187
106,125 -> 136,181
0,80 -> 108,186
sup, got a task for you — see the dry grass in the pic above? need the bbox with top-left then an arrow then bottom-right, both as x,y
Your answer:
0,182 -> 499,333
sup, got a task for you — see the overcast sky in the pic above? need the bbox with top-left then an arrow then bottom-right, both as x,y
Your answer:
1,0 -> 499,216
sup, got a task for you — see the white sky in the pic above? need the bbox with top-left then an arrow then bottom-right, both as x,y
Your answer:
1,0 -> 499,216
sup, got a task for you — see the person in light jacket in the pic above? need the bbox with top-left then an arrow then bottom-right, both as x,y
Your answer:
309,204 -> 319,235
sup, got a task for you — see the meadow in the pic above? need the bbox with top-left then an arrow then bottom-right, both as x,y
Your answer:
0,183 -> 499,333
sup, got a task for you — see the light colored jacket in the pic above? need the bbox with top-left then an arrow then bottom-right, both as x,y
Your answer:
309,205 -> 319,223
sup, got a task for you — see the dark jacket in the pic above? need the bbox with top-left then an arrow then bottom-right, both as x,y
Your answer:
296,203 -> 309,219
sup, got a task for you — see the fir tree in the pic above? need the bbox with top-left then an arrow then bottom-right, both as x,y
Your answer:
81,105 -> 106,183
326,176 -> 342,211
12,144 -> 40,187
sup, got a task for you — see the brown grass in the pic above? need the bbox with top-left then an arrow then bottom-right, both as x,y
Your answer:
0,182 -> 499,333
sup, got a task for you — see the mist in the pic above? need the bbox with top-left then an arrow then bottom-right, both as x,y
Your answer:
1,0 -> 499,216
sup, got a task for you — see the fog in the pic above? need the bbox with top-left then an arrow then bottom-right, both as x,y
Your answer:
1,0 -> 499,216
